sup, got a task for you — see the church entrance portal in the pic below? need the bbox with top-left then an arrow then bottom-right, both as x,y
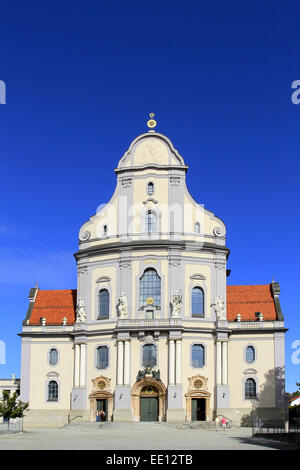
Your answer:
132,378 -> 167,421
191,398 -> 206,421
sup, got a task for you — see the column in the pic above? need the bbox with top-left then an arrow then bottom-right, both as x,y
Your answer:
169,340 -> 175,385
216,341 -> 222,385
124,340 -> 130,385
117,340 -> 124,386
79,343 -> 86,387
222,341 -> 228,385
175,340 -> 182,385
74,343 -> 80,387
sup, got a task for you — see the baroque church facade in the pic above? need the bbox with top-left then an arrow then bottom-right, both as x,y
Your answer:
19,122 -> 286,426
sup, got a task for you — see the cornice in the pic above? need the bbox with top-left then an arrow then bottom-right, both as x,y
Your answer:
74,240 -> 230,260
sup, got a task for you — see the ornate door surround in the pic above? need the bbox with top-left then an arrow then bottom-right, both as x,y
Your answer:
89,376 -> 114,421
185,375 -> 211,421
131,377 -> 167,422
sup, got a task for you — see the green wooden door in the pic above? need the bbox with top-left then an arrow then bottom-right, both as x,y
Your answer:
140,397 -> 158,421
191,399 -> 197,421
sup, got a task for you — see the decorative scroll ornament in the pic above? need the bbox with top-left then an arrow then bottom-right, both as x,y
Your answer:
76,297 -> 86,323
170,176 -> 181,186
92,376 -> 111,392
211,295 -> 226,320
188,375 -> 208,392
170,291 -> 183,318
213,226 -> 225,237
117,292 -> 128,318
80,230 -> 91,241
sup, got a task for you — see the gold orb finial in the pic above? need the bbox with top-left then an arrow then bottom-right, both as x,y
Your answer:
147,113 -> 157,129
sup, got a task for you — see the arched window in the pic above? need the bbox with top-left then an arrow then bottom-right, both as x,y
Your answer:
48,380 -> 58,401
98,289 -> 109,319
103,225 -> 108,236
97,346 -> 109,369
245,378 -> 256,399
140,268 -> 161,308
195,222 -> 200,233
49,348 -> 58,366
246,346 -> 255,363
191,344 -> 205,368
143,344 -> 157,368
145,211 -> 157,234
192,287 -> 204,317
147,182 -> 154,195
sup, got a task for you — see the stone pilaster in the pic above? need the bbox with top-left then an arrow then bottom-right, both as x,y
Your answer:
114,334 -> 132,421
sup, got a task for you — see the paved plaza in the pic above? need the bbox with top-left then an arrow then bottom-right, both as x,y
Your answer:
0,422 -> 298,450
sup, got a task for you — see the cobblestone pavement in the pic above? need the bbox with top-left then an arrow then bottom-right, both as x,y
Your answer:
0,422 -> 298,450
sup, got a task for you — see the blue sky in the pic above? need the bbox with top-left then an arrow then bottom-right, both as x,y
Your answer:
0,0 -> 299,392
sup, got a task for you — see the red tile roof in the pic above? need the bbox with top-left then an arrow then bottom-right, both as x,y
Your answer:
289,395 -> 300,403
226,284 -> 277,321
28,289 -> 76,325
27,284 -> 278,325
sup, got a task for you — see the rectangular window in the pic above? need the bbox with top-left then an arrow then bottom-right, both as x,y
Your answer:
97,346 -> 109,369
143,344 -> 157,368
48,381 -> 58,401
192,287 -> 204,317
98,290 -> 109,319
140,269 -> 161,308
192,344 -> 204,368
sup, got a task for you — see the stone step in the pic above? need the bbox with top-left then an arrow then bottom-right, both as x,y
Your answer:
64,420 -> 224,430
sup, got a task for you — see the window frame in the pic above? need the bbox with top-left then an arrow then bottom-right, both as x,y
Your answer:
47,347 -> 60,367
139,268 -> 161,309
244,377 -> 257,400
96,345 -> 109,369
47,380 -> 58,402
98,288 -> 110,320
191,343 -> 206,368
49,348 -> 58,366
142,343 -> 157,369
244,344 -> 257,364
191,286 -> 205,318
145,210 -> 158,234
147,182 -> 155,196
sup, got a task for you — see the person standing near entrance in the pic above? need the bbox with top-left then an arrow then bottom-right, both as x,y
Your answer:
100,409 -> 106,422
215,416 -> 220,431
221,417 -> 227,430
96,410 -> 100,422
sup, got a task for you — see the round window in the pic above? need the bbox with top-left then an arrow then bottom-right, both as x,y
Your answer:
194,380 -> 203,389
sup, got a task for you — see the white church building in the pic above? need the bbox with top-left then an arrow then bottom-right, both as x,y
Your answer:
19,119 -> 287,427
